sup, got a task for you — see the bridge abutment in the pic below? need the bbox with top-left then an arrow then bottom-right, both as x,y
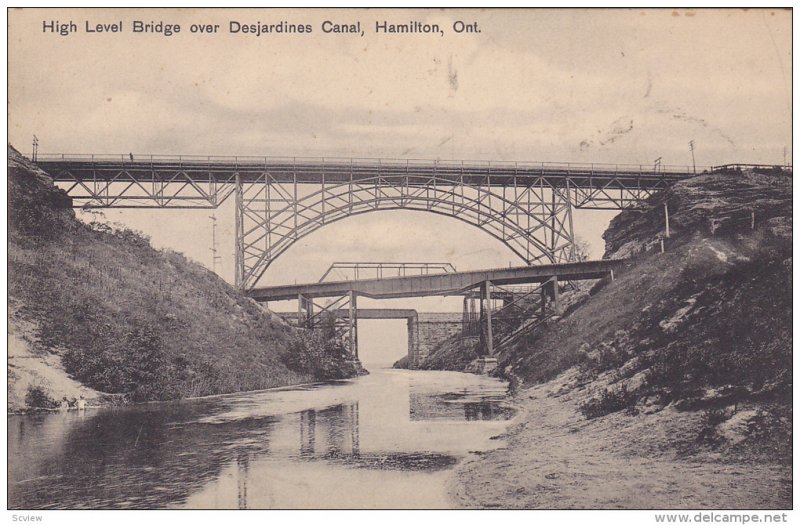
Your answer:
409,313 -> 465,368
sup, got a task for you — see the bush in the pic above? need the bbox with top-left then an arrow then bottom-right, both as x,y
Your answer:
285,316 -> 355,381
696,407 -> 733,446
62,326 -> 175,400
578,330 -> 634,380
579,384 -> 636,419
745,405 -> 791,443
25,385 -> 57,409
701,407 -> 732,427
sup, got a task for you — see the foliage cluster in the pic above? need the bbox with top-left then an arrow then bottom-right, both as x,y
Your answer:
285,316 -> 357,381
579,384 -> 636,419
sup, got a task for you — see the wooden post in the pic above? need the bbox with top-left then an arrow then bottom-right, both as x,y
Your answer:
297,294 -> 303,327
541,283 -> 547,317
348,291 -> 358,358
407,314 -> 418,367
483,280 -> 494,356
234,172 -> 244,288
552,276 -> 560,314
660,239 -> 665,253
471,297 -> 478,334
751,211 -> 755,229
664,202 -> 670,238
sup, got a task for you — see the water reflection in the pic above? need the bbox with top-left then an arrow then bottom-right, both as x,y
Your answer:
408,372 -> 516,421
8,369 -> 514,509
8,400 -> 280,509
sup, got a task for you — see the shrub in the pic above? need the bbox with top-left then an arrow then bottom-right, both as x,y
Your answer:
745,405 -> 791,443
701,407 -> 732,427
25,385 -> 57,409
579,384 -> 636,419
285,316 -> 354,381
696,407 -> 733,446
62,326 -> 173,400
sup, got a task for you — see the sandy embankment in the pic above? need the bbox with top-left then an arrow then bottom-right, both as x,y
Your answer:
8,303 -> 102,411
448,369 -> 791,509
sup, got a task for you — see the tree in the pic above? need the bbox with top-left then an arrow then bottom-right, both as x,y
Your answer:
573,236 -> 593,261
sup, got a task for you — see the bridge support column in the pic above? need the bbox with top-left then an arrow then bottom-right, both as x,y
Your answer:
407,313 -> 420,368
234,172 -> 244,289
298,294 -> 314,328
551,276 -> 560,314
480,280 -> 494,357
541,276 -> 561,315
348,291 -> 358,358
462,296 -> 479,337
541,284 -> 547,318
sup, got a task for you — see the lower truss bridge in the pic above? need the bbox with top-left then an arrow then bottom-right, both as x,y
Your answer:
250,259 -> 625,367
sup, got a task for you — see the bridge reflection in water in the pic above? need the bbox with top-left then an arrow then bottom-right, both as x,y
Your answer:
8,370 -> 512,509
189,371 -> 513,509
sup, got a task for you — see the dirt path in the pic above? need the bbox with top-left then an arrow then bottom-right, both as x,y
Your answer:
448,370 -> 791,509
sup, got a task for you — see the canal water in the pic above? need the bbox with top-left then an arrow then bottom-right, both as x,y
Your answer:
8,368 -> 515,509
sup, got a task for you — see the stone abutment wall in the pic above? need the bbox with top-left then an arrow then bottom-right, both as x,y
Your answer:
408,313 -> 464,368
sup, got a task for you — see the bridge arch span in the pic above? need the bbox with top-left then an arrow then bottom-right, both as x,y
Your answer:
237,174 -> 576,289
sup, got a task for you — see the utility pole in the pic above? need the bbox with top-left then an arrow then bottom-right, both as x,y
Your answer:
689,140 -> 696,174
653,156 -> 662,175
31,135 -> 39,162
209,214 -> 222,275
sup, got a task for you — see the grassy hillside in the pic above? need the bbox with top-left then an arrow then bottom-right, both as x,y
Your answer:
501,170 -> 791,454
8,146 -> 355,410
503,171 -> 791,390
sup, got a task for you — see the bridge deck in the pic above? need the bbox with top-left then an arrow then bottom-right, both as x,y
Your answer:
37,155 -> 700,187
249,259 -> 625,301
284,308 -> 419,321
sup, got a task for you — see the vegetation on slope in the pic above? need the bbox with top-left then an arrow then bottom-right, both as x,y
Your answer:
8,146 -> 356,409
499,169 -> 791,458
411,168 -> 791,461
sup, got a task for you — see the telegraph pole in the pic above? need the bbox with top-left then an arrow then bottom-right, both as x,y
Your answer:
653,156 -> 662,174
209,214 -> 222,275
689,140 -> 696,174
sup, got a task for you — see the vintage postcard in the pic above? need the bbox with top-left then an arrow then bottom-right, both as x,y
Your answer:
6,6 -> 792,518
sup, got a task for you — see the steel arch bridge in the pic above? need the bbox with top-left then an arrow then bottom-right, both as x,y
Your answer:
35,154 -> 702,290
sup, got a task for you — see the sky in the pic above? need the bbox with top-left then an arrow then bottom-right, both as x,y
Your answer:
8,8 -> 792,364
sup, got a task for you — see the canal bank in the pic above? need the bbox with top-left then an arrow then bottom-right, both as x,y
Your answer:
448,368 -> 791,509
442,170 -> 792,509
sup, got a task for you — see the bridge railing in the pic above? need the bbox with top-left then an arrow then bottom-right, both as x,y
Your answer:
318,262 -> 457,282
35,153 -> 707,176
710,163 -> 792,173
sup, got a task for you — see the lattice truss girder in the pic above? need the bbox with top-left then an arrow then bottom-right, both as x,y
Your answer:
49,166 -> 666,290
53,168 -> 237,208
235,173 -> 614,290
569,175 -> 668,209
